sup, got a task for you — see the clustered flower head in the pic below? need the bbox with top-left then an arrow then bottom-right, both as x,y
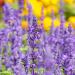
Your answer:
0,0 -> 75,75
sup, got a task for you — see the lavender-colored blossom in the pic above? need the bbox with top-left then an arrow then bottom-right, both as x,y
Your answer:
18,0 -> 24,9
1,1 -> 75,75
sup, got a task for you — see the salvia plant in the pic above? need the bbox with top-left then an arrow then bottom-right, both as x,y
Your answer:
0,0 -> 75,75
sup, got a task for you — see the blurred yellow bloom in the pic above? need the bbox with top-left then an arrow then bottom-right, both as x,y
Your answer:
4,0 -> 14,4
50,0 -> 59,5
54,19 -> 69,28
21,8 -> 28,16
43,8 -> 48,17
41,0 -> 50,6
37,17 -> 69,31
68,16 -> 75,28
43,18 -> 60,31
53,19 -> 69,28
21,20 -> 28,30
46,5 -> 59,14
43,17 -> 52,31
64,0 -> 74,5
37,19 -> 41,26
29,0 -> 43,18
65,21 -> 69,28
54,19 -> 60,27
68,16 -> 75,23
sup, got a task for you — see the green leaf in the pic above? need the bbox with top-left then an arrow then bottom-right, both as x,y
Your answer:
20,46 -> 28,53
0,71 -> 12,75
1,65 -> 6,71
12,2 -> 18,9
0,22 -> 5,29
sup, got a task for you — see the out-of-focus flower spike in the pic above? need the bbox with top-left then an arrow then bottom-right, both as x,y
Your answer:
18,0 -> 24,9
3,3 -> 11,12
41,6 -> 44,22
0,30 -> 4,71
68,23 -> 73,34
40,6 -> 44,28
60,0 -> 65,27
51,10 -> 55,21
3,3 -> 15,17
50,10 -> 55,34
39,6 -> 47,49
27,2 -> 33,27
39,6 -> 46,47
54,27 -> 60,37
59,0 -> 66,36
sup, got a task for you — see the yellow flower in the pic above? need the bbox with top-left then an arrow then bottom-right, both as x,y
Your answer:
68,16 -> 75,23
68,16 -> 75,28
46,5 -> 59,14
43,8 -> 47,16
64,21 -> 69,28
50,0 -> 59,5
54,19 -> 69,28
29,0 -> 43,18
41,0 -> 50,6
64,0 -> 74,5
43,17 -> 52,31
21,8 -> 28,16
21,20 -> 28,30
4,0 -> 14,4
54,19 -> 60,27
37,19 -> 41,26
